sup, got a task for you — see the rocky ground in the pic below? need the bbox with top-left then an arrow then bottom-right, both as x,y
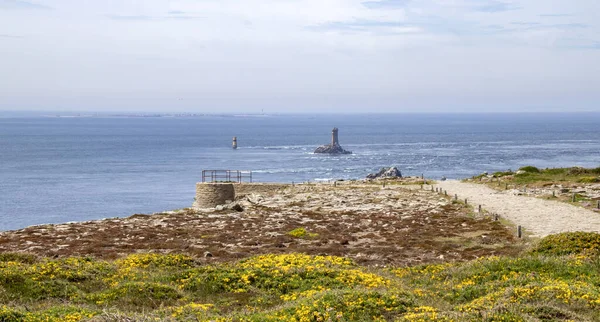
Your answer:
0,182 -> 523,266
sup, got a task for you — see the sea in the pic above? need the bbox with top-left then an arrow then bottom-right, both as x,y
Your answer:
1,113 -> 599,231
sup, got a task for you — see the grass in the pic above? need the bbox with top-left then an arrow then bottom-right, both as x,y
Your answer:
468,166 -> 600,209
485,166 -> 600,186
2,232 -> 600,321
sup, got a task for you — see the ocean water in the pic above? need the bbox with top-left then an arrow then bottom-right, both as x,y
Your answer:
1,113 -> 599,231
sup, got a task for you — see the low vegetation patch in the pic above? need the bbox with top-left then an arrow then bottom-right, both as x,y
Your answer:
519,166 -> 541,173
531,232 -> 600,256
287,227 -> 318,239
1,242 -> 600,321
491,166 -> 600,185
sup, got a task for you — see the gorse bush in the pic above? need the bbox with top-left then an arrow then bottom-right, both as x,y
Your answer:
1,251 -> 600,321
578,176 -> 600,183
531,232 -> 600,256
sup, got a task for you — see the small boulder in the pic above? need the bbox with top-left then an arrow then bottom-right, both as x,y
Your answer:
367,167 -> 402,179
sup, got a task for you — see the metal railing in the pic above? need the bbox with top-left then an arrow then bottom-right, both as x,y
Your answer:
202,170 -> 253,183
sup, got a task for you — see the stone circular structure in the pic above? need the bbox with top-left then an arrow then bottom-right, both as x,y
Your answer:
193,183 -> 235,208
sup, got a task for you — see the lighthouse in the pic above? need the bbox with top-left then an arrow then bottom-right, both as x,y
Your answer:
331,127 -> 340,146
232,137 -> 238,149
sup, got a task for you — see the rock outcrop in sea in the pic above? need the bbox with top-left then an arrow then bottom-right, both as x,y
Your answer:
314,128 -> 352,154
367,167 -> 402,179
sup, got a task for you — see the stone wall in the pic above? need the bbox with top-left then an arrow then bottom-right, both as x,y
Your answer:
233,183 -> 290,197
193,183 -> 290,209
193,183 -> 235,208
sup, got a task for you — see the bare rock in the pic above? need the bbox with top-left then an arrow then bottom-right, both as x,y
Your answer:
367,167 -> 402,179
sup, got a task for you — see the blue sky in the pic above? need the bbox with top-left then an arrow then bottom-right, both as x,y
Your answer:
0,0 -> 599,113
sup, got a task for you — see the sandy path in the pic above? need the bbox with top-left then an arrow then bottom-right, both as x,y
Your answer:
435,180 -> 600,237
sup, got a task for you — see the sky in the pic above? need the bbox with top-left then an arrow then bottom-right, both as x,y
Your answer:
0,0 -> 599,114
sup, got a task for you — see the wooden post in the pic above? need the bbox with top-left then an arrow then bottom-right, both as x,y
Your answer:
420,184 -> 423,190
431,186 -> 434,192
597,200 -> 600,209
572,193 -> 576,203
552,190 -> 555,197
505,183 -> 508,190
465,198 -> 468,205
518,226 -> 522,238
454,194 -> 458,201
478,205 -> 482,213
383,182 -> 386,188
444,190 -> 447,196
494,214 -> 499,221
334,181 -> 337,187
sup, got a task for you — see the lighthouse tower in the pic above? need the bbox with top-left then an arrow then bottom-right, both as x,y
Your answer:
331,128 -> 340,146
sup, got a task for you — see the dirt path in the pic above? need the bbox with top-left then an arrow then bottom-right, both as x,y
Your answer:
435,180 -> 600,237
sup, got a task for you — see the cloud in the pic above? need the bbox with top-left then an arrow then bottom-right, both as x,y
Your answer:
107,13 -> 203,21
0,0 -> 50,10
107,14 -> 156,21
362,0 -> 410,9
474,1 -> 521,13
510,21 -> 540,26
310,19 -> 422,35
540,14 -> 573,18
556,38 -> 600,50
0,34 -> 24,38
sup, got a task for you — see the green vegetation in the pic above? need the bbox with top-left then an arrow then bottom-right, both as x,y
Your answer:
2,234 -> 600,321
492,170 -> 513,178
578,177 -> 600,184
531,232 -> 600,256
518,166 -> 540,173
482,166 -> 600,186
287,227 -> 318,239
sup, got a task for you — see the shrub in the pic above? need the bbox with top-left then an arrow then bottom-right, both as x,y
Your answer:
519,166 -> 540,173
531,232 -> 600,256
493,171 -> 513,178
578,177 -> 600,183
287,228 -> 318,239
288,227 -> 307,238
0,252 -> 37,264
541,168 -> 568,175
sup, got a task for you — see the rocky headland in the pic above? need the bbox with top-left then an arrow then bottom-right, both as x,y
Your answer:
0,180 -> 520,266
